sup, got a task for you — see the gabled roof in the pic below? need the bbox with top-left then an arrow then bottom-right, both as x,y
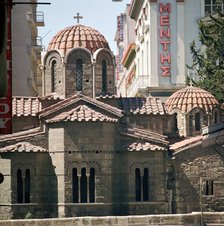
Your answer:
38,94 -> 123,121
0,142 -> 47,153
46,104 -> 119,124
119,124 -> 169,148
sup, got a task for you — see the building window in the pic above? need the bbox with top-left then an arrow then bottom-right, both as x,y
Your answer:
17,169 -> 23,203
205,0 -> 223,16
214,111 -> 218,124
195,112 -> 201,131
205,180 -> 214,196
72,167 -> 95,203
102,60 -> 107,93
76,59 -> 83,91
25,169 -> 30,203
135,168 -> 149,202
51,60 -> 56,92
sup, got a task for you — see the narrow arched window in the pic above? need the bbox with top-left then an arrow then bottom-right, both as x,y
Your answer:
80,168 -> 87,203
102,60 -> 107,93
89,168 -> 95,203
214,111 -> 218,124
143,168 -> 149,201
76,59 -> 83,91
195,112 -> 201,131
51,60 -> 56,92
17,169 -> 23,203
174,113 -> 178,131
25,169 -> 30,203
72,168 -> 78,203
135,168 -> 141,202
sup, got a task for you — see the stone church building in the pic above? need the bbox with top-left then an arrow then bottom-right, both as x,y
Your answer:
0,23 -> 224,219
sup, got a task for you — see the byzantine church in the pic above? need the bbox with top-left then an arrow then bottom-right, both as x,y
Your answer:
0,21 -> 224,219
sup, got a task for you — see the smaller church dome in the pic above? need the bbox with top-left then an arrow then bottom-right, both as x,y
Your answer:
47,24 -> 110,55
165,86 -> 219,113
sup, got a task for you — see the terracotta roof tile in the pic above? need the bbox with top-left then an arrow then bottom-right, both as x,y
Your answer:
13,96 -> 41,117
166,86 -> 219,113
126,141 -> 166,152
47,24 -> 110,55
119,124 -> 169,147
170,136 -> 203,152
46,105 -> 119,123
0,142 -> 47,153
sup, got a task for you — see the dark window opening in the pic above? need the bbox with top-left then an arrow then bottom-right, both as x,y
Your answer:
214,111 -> 218,124
89,168 -> 95,203
102,60 -> 107,93
72,168 -> 79,203
205,180 -> 214,196
143,168 -> 149,201
17,169 -> 23,203
135,168 -> 141,202
80,168 -> 87,203
76,59 -> 83,91
24,169 -> 30,203
195,112 -> 201,131
174,113 -> 178,131
0,173 -> 4,184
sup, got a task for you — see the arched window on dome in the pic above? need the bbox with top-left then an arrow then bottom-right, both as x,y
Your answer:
214,111 -> 218,124
102,60 -> 107,93
76,59 -> 83,91
51,60 -> 57,92
195,112 -> 201,131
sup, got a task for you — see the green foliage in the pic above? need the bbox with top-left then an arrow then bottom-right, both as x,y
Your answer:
24,211 -> 33,219
188,12 -> 224,103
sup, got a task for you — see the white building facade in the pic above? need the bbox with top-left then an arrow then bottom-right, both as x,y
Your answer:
120,0 -> 209,98
12,0 -> 45,96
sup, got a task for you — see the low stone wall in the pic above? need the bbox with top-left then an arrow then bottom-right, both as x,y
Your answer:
0,212 -> 209,226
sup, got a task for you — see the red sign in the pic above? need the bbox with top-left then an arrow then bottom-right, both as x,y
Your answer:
159,3 -> 171,76
0,1 -> 12,134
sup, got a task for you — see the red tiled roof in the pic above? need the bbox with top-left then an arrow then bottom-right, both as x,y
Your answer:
13,96 -> 41,117
0,142 -> 47,153
46,105 -> 119,123
165,86 -> 219,113
120,97 -> 167,115
47,24 -> 110,55
119,124 -> 169,147
0,127 -> 45,142
126,141 -> 166,152
38,94 -> 123,119
170,135 -> 203,152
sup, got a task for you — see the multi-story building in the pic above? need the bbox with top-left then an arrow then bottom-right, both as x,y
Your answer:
117,0 -> 213,99
114,3 -> 136,97
12,0 -> 45,96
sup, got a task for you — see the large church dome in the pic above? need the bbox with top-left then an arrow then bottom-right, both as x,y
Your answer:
165,86 -> 219,113
47,24 -> 110,55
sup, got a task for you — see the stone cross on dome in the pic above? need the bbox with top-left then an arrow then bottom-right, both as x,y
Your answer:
73,13 -> 83,24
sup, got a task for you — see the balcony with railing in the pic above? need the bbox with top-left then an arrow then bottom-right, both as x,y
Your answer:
27,11 -> 45,27
127,74 -> 149,97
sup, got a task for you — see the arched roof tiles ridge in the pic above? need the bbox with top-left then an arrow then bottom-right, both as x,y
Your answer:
47,24 -> 110,55
165,86 -> 219,114
43,49 -> 63,66
64,47 -> 93,63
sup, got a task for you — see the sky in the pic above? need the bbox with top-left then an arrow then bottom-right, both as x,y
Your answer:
37,0 -> 131,53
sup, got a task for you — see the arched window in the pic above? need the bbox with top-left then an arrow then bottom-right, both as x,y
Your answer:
174,113 -> 178,131
195,112 -> 201,131
76,59 -> 83,91
102,60 -> 107,93
214,111 -> 218,124
72,168 -> 78,203
25,169 -> 30,203
135,168 -> 141,202
17,169 -> 23,203
205,180 -> 214,196
51,60 -> 57,92
80,168 -> 87,203
89,168 -> 95,203
143,168 -> 149,201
